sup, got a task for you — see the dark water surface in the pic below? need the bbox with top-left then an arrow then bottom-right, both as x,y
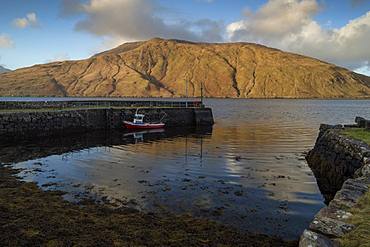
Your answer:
4,99 -> 370,239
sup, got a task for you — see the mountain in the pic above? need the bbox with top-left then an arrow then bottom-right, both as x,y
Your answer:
0,38 -> 369,98
0,66 -> 11,74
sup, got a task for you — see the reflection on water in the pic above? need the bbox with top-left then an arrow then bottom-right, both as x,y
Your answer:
3,99 -> 370,240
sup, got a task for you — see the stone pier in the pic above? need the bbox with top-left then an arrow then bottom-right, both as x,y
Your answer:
0,107 -> 214,138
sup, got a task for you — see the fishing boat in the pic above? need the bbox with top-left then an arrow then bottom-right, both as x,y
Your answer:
123,111 -> 165,130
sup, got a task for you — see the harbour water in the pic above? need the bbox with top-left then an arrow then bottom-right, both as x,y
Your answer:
3,99 -> 370,239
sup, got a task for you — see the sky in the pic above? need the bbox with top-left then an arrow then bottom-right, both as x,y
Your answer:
0,0 -> 369,75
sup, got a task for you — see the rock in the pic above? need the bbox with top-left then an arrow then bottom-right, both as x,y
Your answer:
299,229 -> 339,247
302,124 -> 370,246
315,207 -> 353,221
234,190 -> 243,196
211,207 -> 225,216
309,217 -> 354,238
360,163 -> 370,177
41,182 -> 58,187
355,116 -> 366,127
330,178 -> 369,208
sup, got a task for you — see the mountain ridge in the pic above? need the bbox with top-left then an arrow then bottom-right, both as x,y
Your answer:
1,38 -> 370,98
0,66 -> 11,74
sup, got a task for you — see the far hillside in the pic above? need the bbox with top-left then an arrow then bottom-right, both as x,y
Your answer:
0,38 -> 369,98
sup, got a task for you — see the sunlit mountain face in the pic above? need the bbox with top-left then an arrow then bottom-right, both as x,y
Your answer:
1,38 -> 370,98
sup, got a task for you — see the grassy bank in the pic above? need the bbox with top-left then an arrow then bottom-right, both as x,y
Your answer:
340,190 -> 370,247
0,165 -> 296,247
339,127 -> 370,246
342,128 -> 370,145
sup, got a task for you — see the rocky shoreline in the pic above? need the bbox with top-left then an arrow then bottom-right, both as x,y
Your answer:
300,121 -> 370,246
0,164 -> 297,246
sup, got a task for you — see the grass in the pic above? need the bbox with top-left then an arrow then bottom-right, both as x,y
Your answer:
341,128 -> 370,145
340,127 -> 370,246
340,190 -> 370,247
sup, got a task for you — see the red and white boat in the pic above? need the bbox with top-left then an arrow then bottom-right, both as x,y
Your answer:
123,113 -> 165,129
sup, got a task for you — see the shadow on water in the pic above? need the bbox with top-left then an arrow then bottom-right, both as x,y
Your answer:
306,158 -> 343,205
0,126 -> 213,164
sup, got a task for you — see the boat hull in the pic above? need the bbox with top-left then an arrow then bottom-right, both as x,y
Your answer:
123,121 -> 165,130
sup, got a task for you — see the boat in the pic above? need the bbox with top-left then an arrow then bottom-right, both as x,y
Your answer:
123,111 -> 165,130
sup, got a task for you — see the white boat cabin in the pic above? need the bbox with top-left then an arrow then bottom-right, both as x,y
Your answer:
133,114 -> 145,124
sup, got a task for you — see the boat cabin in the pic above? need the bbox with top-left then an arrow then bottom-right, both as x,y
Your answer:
133,114 -> 145,124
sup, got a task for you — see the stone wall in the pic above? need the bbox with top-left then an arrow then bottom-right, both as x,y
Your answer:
0,107 -> 214,138
306,124 -> 366,203
300,123 -> 370,246
355,116 -> 370,130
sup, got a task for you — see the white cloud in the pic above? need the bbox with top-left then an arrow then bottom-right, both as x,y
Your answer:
0,34 -> 14,48
13,12 -> 38,29
61,0 -> 369,73
227,0 -> 370,71
355,62 -> 370,76
62,0 -> 224,44
227,0 -> 319,41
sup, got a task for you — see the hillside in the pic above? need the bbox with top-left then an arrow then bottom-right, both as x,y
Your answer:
0,38 -> 369,98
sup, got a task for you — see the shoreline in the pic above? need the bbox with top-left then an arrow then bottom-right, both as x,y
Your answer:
300,123 -> 370,246
0,164 -> 297,246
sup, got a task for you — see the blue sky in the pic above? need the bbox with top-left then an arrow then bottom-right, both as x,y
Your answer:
0,0 -> 369,75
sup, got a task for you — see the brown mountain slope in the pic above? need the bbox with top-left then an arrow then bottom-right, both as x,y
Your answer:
1,38 -> 370,98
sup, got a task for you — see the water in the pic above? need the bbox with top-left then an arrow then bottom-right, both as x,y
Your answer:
3,99 -> 370,239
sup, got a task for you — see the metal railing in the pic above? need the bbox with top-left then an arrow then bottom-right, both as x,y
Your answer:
0,99 -> 204,111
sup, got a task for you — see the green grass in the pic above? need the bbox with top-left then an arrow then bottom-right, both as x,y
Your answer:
340,128 -> 370,246
340,190 -> 370,247
342,128 -> 370,145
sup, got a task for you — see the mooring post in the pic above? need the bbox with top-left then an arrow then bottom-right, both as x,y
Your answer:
200,81 -> 204,107
185,80 -> 188,108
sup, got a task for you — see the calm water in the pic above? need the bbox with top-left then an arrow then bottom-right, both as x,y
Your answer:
4,99 -> 370,239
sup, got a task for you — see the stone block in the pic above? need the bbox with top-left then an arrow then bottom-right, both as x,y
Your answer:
299,229 -> 338,247
194,108 -> 214,126
366,120 -> 370,130
355,116 -> 366,127
309,216 -> 354,238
